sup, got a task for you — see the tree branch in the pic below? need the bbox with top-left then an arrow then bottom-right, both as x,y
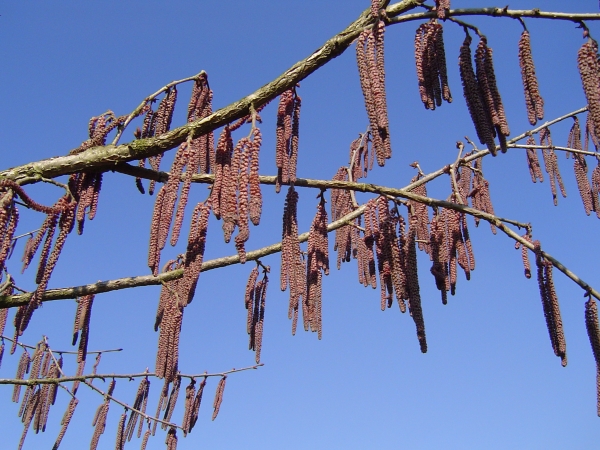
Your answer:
388,8 -> 600,25
0,364 -> 263,386
0,0 -> 423,186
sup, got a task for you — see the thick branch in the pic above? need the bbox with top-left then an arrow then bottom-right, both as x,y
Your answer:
0,0 -> 422,186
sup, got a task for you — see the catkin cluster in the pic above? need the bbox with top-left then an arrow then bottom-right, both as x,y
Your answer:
210,125 -> 263,262
469,159 -> 496,234
123,376 -> 151,442
356,17 -> 391,166
578,37 -> 600,138
435,0 -> 450,19
525,135 -> 544,183
143,87 -> 178,195
13,340 -> 63,450
71,294 -> 95,365
459,35 -> 509,156
154,259 -> 190,386
90,379 -> 116,450
305,198 -> 330,339
349,133 -> 374,181
280,187 -> 306,335
181,377 -> 206,435
585,294 -> 600,416
539,127 -> 567,206
534,241 -> 567,367
429,194 -> 475,302
72,110 -> 127,154
568,117 -> 595,215
14,190 -> 76,348
518,30 -> 544,125
275,88 -> 301,193
245,267 -> 269,362
414,20 -> 452,110
331,168 -> 356,270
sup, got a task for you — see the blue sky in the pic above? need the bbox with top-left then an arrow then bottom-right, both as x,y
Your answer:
2,1 -> 600,449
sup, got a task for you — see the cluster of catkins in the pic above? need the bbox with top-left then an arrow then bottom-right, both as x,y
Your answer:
304,198 -> 330,339
11,340 -> 63,450
136,87 -> 178,195
414,20 -> 452,110
210,123 -> 263,263
72,110 -> 127,154
275,88 -> 301,193
362,197 -> 427,352
280,187 -> 306,335
459,34 -> 509,156
434,0 -> 450,20
152,202 -> 210,385
147,77 -> 216,275
585,293 -> 600,416
279,194 -> 331,339
356,0 -> 391,166
429,170 -> 480,303
523,127 -> 567,207
245,266 -> 269,363
518,30 -> 545,125
578,36 -> 600,137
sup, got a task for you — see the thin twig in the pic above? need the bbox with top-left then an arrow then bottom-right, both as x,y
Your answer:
0,364 -> 263,386
0,335 -> 122,355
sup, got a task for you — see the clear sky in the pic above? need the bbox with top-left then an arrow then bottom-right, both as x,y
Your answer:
2,1 -> 600,449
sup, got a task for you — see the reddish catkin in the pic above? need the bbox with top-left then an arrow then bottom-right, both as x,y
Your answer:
181,379 -> 196,436
578,38 -> 600,135
52,397 -> 78,450
188,377 -> 206,433
212,376 -> 227,420
0,202 -> 18,273
161,375 -> 181,429
515,232 -> 533,279
249,127 -> 263,225
518,30 -> 544,125
540,127 -> 567,205
568,118 -> 594,215
475,36 -> 509,151
406,215 -> 427,353
356,24 -> 391,166
414,21 -> 451,110
585,294 -> 600,416
469,158 -> 496,234
525,135 -> 544,183
306,198 -> 330,339
534,241 -> 567,366
166,428 -> 178,450
115,412 -> 126,450
180,201 -> 211,306
140,429 -> 151,450
591,161 -> 600,218
435,0 -> 450,19
459,34 -> 498,156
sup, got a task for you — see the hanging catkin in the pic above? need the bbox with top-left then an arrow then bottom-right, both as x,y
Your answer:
585,294 -> 600,416
305,197 -> 330,339
356,17 -> 391,166
539,127 -> 567,206
275,89 -> 302,192
414,20 -> 451,110
406,215 -> 427,353
459,34 -> 498,156
212,376 -> 227,420
518,30 -> 544,125
475,36 -> 509,152
578,37 -> 600,136
534,241 -> 567,366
